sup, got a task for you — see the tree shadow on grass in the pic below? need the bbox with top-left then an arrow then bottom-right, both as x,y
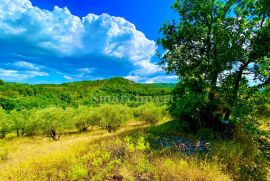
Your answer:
137,120 -> 211,155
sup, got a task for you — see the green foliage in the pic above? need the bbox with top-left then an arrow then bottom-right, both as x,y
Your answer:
36,107 -> 72,140
0,77 -> 173,139
170,83 -> 211,131
158,0 -> 270,132
0,78 -> 173,111
80,149 -> 122,181
72,106 -> 101,132
68,165 -> 88,180
124,136 -> 150,152
0,80 -> 5,86
211,140 -> 268,180
10,110 -> 28,136
135,102 -> 168,125
0,108 -> 12,139
0,102 -> 165,139
23,109 -> 41,136
97,104 -> 132,132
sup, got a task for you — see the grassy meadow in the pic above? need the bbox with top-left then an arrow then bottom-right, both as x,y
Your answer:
0,79 -> 269,180
0,121 -> 235,180
0,105 -> 269,180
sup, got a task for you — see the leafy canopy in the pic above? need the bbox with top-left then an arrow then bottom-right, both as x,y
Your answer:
158,0 -> 270,130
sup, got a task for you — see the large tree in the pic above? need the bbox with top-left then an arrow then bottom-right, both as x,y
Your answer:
158,0 -> 270,131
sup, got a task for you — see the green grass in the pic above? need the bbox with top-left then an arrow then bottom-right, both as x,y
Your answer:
146,119 -> 185,136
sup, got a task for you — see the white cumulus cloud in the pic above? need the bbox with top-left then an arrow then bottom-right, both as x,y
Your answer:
0,0 -> 177,83
0,0 -> 159,75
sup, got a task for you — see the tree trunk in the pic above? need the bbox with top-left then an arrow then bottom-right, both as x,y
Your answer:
0,130 -> 5,139
107,125 -> 112,133
233,61 -> 250,99
50,129 -> 57,141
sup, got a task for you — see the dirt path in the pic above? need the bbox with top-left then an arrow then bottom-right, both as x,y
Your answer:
0,122 -> 146,170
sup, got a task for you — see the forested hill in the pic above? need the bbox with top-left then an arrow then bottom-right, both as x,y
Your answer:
0,77 -> 176,110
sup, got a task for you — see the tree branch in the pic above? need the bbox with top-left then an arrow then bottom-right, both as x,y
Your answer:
257,77 -> 270,89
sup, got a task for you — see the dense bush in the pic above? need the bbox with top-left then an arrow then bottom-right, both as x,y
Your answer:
169,84 -> 211,131
97,104 -> 132,132
135,102 -> 168,125
72,106 -> 101,132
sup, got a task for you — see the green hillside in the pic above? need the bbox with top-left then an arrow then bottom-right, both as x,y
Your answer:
0,77 -> 175,110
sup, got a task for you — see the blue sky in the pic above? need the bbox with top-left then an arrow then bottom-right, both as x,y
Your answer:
0,0 -> 178,84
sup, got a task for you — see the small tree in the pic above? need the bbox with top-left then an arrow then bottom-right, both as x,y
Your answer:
73,106 -> 100,132
0,108 -> 12,139
10,110 -> 25,136
135,102 -> 167,125
98,104 -> 131,132
10,109 -> 37,136
23,109 -> 41,136
38,107 -> 68,140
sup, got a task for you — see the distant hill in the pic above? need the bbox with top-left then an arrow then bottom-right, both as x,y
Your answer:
0,77 -> 176,110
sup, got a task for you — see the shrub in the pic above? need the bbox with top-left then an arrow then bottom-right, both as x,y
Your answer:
97,104 -> 132,132
135,102 -> 167,125
0,108 -> 12,139
81,149 -> 122,180
169,85 -> 211,132
72,106 -> 101,132
0,79 -> 5,85
68,164 -> 88,180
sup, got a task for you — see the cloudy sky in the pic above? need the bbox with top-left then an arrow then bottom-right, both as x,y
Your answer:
0,0 -> 178,84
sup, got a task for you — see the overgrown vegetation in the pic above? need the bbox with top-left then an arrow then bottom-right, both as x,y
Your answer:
0,0 -> 269,180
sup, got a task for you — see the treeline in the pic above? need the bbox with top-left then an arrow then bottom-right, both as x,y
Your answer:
0,103 -> 168,140
0,78 -> 174,111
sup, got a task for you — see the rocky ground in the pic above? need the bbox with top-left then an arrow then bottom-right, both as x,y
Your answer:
155,136 -> 210,155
